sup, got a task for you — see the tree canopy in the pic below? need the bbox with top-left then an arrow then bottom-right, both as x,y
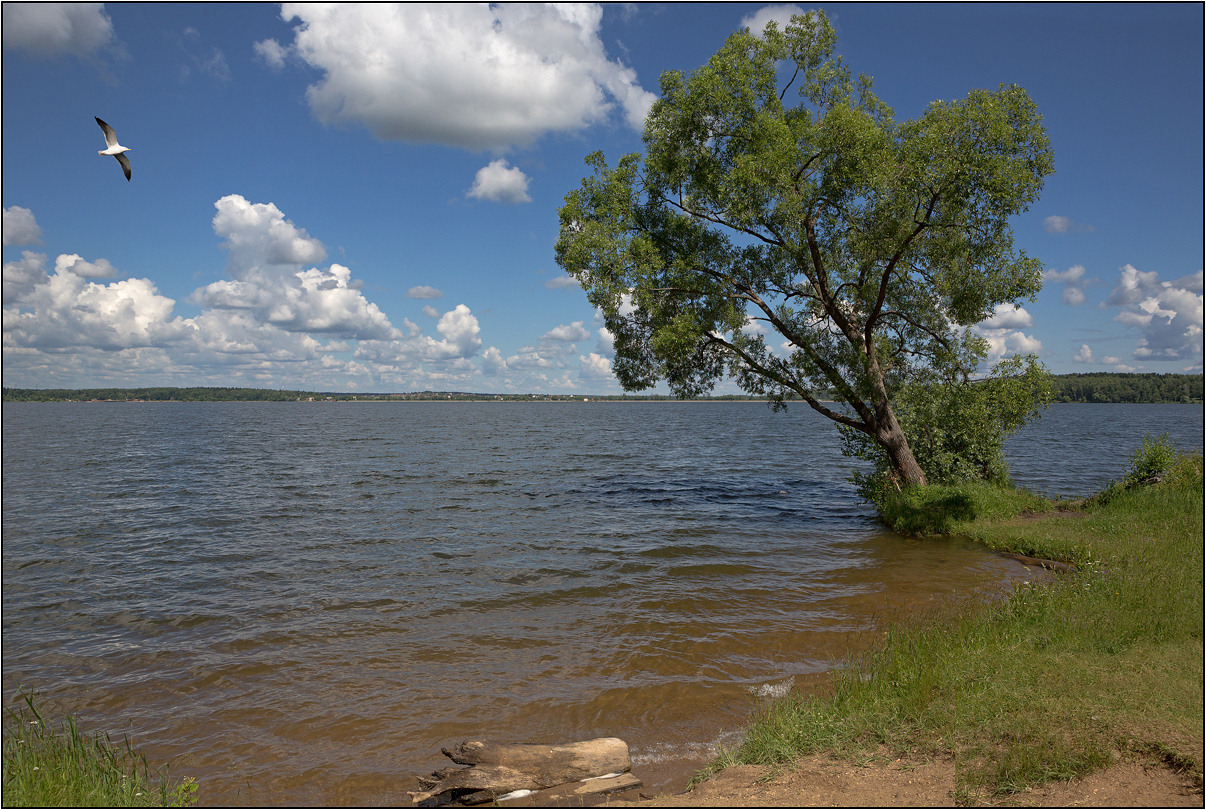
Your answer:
555,10 -> 1055,487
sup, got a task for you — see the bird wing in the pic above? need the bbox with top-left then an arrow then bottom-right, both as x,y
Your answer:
95,117 -> 119,148
114,152 -> 131,181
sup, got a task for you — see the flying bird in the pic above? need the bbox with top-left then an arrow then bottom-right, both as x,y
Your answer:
95,117 -> 131,181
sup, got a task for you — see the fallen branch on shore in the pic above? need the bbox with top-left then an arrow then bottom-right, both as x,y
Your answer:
408,738 -> 641,807
998,551 -> 1078,574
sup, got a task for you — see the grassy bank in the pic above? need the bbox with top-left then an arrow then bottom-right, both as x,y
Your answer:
1,691 -> 197,807
713,444 -> 1203,800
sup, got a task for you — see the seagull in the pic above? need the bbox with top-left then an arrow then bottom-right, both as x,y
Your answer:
95,117 -> 131,181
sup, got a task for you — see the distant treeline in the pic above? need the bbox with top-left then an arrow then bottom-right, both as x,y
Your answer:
1049,373 -> 1203,404
3,373 -> 1202,404
0,386 -> 776,403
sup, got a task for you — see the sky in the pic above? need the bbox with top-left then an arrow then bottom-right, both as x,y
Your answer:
2,2 -> 1202,394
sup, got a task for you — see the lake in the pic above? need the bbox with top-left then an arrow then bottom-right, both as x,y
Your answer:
2,401 -> 1201,805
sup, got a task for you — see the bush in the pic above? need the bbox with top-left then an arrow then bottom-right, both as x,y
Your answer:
1126,433 -> 1179,485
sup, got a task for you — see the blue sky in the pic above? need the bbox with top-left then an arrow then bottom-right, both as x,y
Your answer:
3,2 -> 1202,394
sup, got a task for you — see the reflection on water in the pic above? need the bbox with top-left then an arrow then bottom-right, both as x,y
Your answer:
2,402 -> 1200,805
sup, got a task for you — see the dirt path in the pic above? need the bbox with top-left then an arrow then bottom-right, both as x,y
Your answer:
618,754 -> 1202,807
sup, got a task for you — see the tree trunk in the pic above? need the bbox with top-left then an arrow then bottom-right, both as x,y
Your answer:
865,357 -> 928,488
880,424 -> 927,488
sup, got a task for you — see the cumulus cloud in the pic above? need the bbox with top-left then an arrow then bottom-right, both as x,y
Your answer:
55,253 -> 118,279
1,193 -> 622,391
1044,264 -> 1090,306
3,206 -> 43,246
467,159 -> 532,204
193,195 -> 398,341
210,194 -> 327,270
740,4 -> 808,36
972,304 -> 1042,363
3,251 -> 51,302
269,3 -> 656,150
2,263 -> 187,351
1,3 -> 116,59
1043,265 -> 1085,284
578,352 -> 614,381
544,321 -> 592,343
1104,264 -> 1203,361
435,304 -> 483,358
1074,344 -> 1093,363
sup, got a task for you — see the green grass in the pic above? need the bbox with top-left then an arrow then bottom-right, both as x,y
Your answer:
2,691 -> 197,808
712,450 -> 1204,799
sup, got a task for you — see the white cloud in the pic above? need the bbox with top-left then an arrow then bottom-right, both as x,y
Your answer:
578,352 -> 614,381
1043,264 -> 1085,284
3,251 -> 50,303
1043,215 -> 1095,234
1,3 -> 115,59
544,275 -> 580,290
274,3 -> 656,150
435,304 -> 482,358
544,322 -> 592,343
1101,356 -> 1137,373
740,4 -> 807,36
594,326 -> 615,357
253,37 -> 288,70
55,253 -> 118,279
467,159 -> 532,204
1074,344 -> 1093,363
1043,215 -> 1071,234
1105,264 -> 1203,361
1045,265 -> 1089,306
979,303 -> 1033,330
194,196 -> 398,341
3,206 -> 43,246
2,264 -> 187,351
407,285 -> 443,299
1061,287 -> 1086,306
972,304 -> 1042,363
1104,264 -> 1162,307
2,194 -> 629,392
481,345 -> 508,376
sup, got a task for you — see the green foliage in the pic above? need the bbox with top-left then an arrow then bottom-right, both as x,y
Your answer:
556,9 -> 1054,486
2,691 -> 197,807
1126,433 -> 1179,484
844,354 -> 1053,506
723,447 -> 1205,796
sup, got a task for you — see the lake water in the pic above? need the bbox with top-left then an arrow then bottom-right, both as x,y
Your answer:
2,402 -> 1201,806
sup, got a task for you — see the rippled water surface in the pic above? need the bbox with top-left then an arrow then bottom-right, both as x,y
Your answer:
2,402 -> 1201,805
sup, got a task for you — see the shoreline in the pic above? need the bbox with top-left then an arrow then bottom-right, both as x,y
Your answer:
622,462 -> 1204,807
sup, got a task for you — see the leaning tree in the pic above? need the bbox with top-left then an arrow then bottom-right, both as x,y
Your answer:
555,11 -> 1054,488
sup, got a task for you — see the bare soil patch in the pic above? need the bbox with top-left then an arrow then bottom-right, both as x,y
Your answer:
618,754 -> 1202,807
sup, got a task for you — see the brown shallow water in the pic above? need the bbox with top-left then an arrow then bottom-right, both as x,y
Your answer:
3,402 -> 1198,806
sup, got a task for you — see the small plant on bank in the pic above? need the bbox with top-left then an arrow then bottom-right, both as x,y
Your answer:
2,690 -> 197,808
1092,432 -> 1184,506
1126,432 -> 1179,485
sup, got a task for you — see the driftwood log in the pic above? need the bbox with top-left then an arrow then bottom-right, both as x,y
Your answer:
409,738 -> 633,806
999,551 -> 1078,574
